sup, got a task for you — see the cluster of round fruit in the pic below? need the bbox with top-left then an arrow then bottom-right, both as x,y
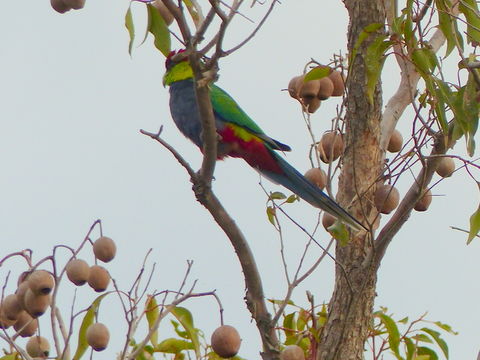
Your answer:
288,66 -> 345,113
50,0 -> 85,13
0,236 -> 116,357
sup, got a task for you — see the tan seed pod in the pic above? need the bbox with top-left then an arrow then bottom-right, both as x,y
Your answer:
318,131 -> 344,163
152,0 -> 174,25
328,70 -> 345,97
317,77 -> 335,100
300,79 -> 321,101
28,270 -> 55,295
24,289 -> 51,318
387,129 -> 403,153
16,281 -> 30,310
14,311 -> 38,337
26,336 -> 50,358
436,157 -> 455,178
50,0 -> 71,13
17,271 -> 30,286
86,322 -> 110,351
303,97 -> 321,113
87,265 -> 110,292
414,189 -> 432,212
93,236 -> 117,263
288,76 -> 303,99
280,345 -> 305,360
211,325 -> 241,358
2,294 -> 23,321
374,184 -> 400,214
66,259 -> 90,286
0,312 -> 16,329
304,168 -> 327,190
322,213 -> 336,230
63,0 -> 85,9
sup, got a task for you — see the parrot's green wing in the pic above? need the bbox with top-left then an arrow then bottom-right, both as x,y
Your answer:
209,84 -> 291,151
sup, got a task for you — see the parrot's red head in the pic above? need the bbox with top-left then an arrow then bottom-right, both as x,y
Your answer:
165,49 -> 188,70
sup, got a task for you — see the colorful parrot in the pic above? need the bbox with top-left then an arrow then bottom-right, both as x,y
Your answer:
163,51 -> 365,231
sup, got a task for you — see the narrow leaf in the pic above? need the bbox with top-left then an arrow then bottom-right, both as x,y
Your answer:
125,6 -> 135,56
376,312 -> 401,357
73,294 -> 108,360
266,206 -> 276,226
147,4 -> 171,56
467,185 -> 480,244
328,221 -> 350,246
304,66 -> 331,82
145,295 -> 159,346
434,321 -> 458,335
155,338 -> 194,354
417,346 -> 439,360
170,307 -> 200,357
421,327 -> 449,358
270,191 -> 287,200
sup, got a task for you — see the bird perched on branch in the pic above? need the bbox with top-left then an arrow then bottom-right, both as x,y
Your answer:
163,50 -> 365,231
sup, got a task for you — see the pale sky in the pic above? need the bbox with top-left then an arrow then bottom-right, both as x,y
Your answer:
1,1 -> 479,359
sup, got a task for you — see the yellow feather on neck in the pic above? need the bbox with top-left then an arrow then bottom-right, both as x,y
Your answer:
163,61 -> 194,86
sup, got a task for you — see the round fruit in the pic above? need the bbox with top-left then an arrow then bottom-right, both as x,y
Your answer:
0,312 -> 16,329
317,77 -> 335,100
26,336 -> 50,358
280,345 -> 305,360
28,270 -> 55,295
50,0 -> 71,13
211,325 -> 241,358
13,311 -> 38,337
87,265 -> 110,292
63,0 -> 85,9
414,189 -> 432,211
93,236 -> 117,263
322,213 -> 336,230
318,131 -> 344,163
387,129 -> 403,153
329,70 -> 345,97
152,0 -> 174,25
86,322 -> 110,351
16,281 -> 30,309
436,157 -> 455,178
303,97 -> 321,113
300,79 -> 321,101
2,294 -> 22,321
304,168 -> 327,190
66,259 -> 90,286
24,289 -> 51,318
374,184 -> 400,214
288,76 -> 303,99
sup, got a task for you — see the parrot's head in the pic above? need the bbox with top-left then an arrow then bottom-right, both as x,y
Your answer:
163,49 -> 193,86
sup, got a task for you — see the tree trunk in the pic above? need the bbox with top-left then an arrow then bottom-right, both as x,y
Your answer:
318,0 -> 385,359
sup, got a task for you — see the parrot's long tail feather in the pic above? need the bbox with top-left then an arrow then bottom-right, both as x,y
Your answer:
262,153 -> 366,232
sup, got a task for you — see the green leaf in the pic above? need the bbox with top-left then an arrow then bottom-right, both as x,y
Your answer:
365,35 -> 392,103
170,307 -> 200,357
435,0 -> 464,57
417,346 -> 439,360
0,354 -> 18,360
147,4 -> 171,56
283,312 -> 296,334
350,23 -> 384,66
411,48 -> 437,74
376,312 -> 401,358
412,333 -> 434,343
145,295 -> 159,346
434,321 -> 458,335
398,316 -> 409,324
73,293 -> 108,360
304,66 -> 331,82
266,206 -> 276,226
328,220 -> 350,246
125,6 -> 135,56
459,0 -> 480,45
421,328 -> 449,358
270,191 -> 287,200
268,298 -> 295,306
286,194 -> 299,203
155,338 -> 194,354
467,187 -> 480,244
405,337 -> 416,360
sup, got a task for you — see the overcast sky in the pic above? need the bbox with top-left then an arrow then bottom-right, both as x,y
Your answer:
1,1 -> 479,359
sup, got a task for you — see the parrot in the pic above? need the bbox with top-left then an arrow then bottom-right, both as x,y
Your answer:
163,50 -> 365,231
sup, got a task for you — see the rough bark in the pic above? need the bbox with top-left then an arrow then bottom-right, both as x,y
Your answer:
317,0 -> 385,359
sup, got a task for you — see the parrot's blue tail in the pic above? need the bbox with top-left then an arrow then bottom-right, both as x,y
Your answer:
261,153 -> 366,232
